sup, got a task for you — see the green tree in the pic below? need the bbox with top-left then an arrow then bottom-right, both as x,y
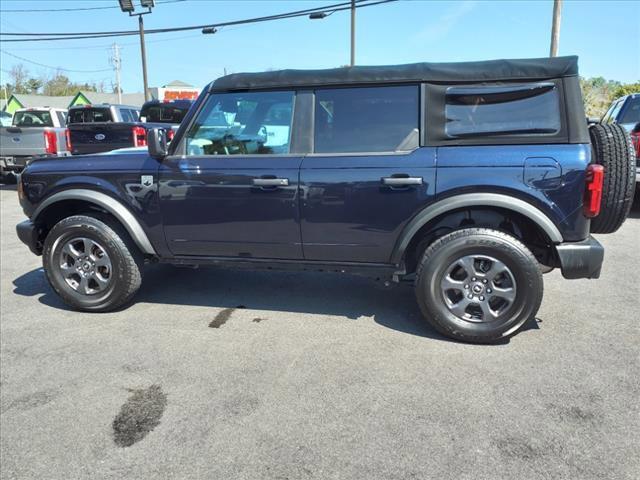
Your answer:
25,78 -> 43,94
613,83 -> 640,99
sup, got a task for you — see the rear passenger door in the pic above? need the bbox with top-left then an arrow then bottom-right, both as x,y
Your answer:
299,85 -> 436,263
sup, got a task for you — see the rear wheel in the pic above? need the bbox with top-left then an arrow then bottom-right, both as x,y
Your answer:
43,215 -> 143,312
415,228 -> 543,343
589,123 -> 635,234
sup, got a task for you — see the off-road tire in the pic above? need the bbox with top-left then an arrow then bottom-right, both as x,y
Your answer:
415,228 -> 543,344
43,214 -> 143,312
589,123 -> 635,234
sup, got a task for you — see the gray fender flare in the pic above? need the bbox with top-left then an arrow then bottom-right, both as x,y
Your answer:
33,189 -> 156,255
390,193 -> 564,265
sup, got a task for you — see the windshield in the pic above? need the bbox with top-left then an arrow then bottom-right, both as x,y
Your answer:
619,97 -> 640,124
139,104 -> 189,124
13,110 -> 54,127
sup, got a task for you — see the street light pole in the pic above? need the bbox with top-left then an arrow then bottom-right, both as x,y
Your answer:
350,0 -> 355,66
138,15 -> 150,101
549,0 -> 562,57
118,0 -> 154,101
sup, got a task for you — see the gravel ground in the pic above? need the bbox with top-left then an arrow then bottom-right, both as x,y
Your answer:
1,184 -> 639,480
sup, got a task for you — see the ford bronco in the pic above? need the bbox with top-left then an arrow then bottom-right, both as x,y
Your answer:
15,56 -> 636,343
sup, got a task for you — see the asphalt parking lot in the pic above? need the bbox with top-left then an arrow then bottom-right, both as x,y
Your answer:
1,184 -> 638,480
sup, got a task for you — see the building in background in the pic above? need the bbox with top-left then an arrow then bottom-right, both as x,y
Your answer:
149,80 -> 200,102
1,80 -> 200,114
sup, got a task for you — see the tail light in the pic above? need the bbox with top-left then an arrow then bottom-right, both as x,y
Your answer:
43,130 -> 57,155
132,126 -> 147,147
583,164 -> 604,218
631,130 -> 640,158
167,129 -> 175,142
65,128 -> 72,152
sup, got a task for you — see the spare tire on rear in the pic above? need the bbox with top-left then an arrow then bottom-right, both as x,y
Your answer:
588,123 -> 636,234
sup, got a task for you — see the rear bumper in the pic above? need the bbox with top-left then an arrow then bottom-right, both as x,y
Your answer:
16,219 -> 42,255
556,236 -> 604,279
0,156 -> 29,173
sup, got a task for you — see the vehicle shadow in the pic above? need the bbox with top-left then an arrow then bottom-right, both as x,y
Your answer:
12,265 -> 539,344
628,191 -> 640,219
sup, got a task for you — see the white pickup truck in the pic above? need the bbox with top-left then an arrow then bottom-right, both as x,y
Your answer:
0,107 -> 71,183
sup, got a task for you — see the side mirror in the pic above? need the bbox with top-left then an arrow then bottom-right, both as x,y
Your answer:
148,128 -> 168,160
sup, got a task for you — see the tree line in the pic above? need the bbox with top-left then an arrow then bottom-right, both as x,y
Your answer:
1,64 -> 109,98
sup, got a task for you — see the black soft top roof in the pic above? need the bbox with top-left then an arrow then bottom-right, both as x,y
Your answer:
210,56 -> 579,92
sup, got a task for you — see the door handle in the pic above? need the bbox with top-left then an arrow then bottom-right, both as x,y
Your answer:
253,178 -> 289,187
382,176 -> 423,186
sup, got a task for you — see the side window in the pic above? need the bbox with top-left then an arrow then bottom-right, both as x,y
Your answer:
606,100 -> 624,124
444,83 -> 561,138
314,86 -> 419,153
120,108 -> 134,122
185,91 -> 294,155
55,111 -> 66,126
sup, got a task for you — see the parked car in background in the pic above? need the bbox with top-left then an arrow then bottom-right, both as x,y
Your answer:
0,110 -> 13,127
601,93 -> 640,183
602,93 -> 640,130
0,107 -> 70,183
15,56 -> 637,343
138,99 -> 193,125
67,104 -> 180,155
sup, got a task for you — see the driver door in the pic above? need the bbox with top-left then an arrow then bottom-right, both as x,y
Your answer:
159,90 -> 304,259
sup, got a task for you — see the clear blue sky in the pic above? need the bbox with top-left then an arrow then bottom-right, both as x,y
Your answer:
1,0 -> 638,94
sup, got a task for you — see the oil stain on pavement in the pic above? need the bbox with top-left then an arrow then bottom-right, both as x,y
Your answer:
209,307 -> 236,328
112,384 -> 167,447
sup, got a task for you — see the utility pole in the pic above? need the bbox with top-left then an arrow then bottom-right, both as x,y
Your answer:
350,0 -> 356,66
138,15 -> 150,101
110,43 -> 123,104
549,0 -> 562,57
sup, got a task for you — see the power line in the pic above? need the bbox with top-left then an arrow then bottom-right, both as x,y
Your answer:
0,0 -> 186,13
0,0 -> 397,43
0,49 -> 111,73
0,1 -> 356,36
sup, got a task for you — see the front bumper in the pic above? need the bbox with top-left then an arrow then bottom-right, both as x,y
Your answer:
16,219 -> 42,255
556,236 -> 604,279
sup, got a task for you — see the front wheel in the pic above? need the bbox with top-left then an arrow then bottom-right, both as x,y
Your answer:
43,215 -> 143,312
415,228 -> 543,343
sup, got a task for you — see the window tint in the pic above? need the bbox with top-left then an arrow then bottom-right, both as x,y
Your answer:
185,91 -> 294,155
445,83 -> 561,138
314,86 -> 419,153
619,97 -> 640,124
13,110 -> 54,127
68,108 -> 113,123
140,104 -> 189,124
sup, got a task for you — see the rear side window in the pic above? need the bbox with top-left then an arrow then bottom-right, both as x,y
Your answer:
619,97 -> 640,124
185,91 -> 294,155
120,109 -> 135,122
444,83 -> 561,138
314,86 -> 419,153
13,111 -> 54,127
68,108 -> 113,123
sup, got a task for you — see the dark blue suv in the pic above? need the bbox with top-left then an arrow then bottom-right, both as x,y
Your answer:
15,56 -> 636,343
